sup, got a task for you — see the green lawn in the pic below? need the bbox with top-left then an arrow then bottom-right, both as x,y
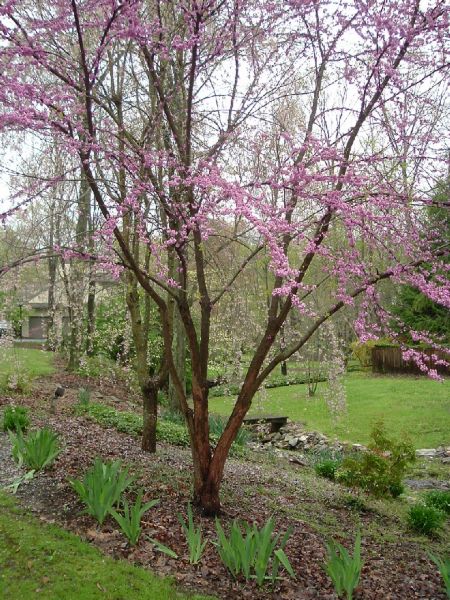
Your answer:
0,492 -> 212,600
210,373 -> 450,448
0,348 -> 54,389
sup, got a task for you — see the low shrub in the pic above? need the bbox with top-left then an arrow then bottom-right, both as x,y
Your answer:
2,405 -> 30,432
350,340 -> 378,368
407,504 -> 446,536
324,532 -> 363,600
160,408 -> 185,425
215,517 -> 295,586
75,403 -> 143,437
111,490 -> 159,545
77,387 -> 91,407
336,422 -> 415,498
208,414 -> 249,447
70,458 -> 135,525
315,459 -> 341,481
76,402 -> 244,454
157,420 -> 190,446
10,427 -> 60,471
424,490 -> 450,515
341,494 -> 368,513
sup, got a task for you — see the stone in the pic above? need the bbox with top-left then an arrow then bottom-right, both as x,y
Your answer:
288,437 -> 299,448
289,456 -> 308,467
416,449 -> 437,458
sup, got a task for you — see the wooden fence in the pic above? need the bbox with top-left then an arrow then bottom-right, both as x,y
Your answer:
371,346 -> 450,375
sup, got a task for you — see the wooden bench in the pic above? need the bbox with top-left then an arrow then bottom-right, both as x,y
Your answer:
243,415 -> 288,433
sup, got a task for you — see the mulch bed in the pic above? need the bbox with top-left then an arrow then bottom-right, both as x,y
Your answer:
0,370 -> 447,600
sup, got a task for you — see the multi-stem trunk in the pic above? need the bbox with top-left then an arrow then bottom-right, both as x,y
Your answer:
187,385 -> 253,515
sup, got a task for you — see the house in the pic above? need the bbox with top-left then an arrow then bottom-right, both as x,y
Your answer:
19,272 -> 119,340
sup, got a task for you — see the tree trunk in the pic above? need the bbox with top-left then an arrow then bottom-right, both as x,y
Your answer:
168,304 -> 186,412
47,206 -> 58,350
141,384 -> 158,453
194,473 -> 221,516
85,274 -> 96,356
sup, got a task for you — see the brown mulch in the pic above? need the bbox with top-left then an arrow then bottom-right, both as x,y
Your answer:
0,370 -> 448,600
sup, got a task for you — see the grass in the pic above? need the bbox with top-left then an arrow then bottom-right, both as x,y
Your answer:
0,348 -> 54,380
209,372 -> 450,448
0,492 -> 213,600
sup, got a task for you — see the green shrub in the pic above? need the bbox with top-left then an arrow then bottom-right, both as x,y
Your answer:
336,422 -> 415,498
315,459 -> 341,480
407,504 -> 446,536
2,405 -> 30,432
341,494 -> 368,512
77,387 -> 91,407
429,553 -> 450,598
324,532 -> 363,600
160,408 -> 185,425
76,402 -> 248,457
350,340 -> 377,367
178,503 -> 207,564
388,481 -> 405,498
70,458 -> 135,525
111,491 -> 159,545
350,338 -> 393,368
208,415 -> 249,447
75,402 -> 245,456
75,402 -> 190,446
9,427 -> 60,470
157,420 -> 190,446
215,517 -> 295,586
424,490 -> 450,515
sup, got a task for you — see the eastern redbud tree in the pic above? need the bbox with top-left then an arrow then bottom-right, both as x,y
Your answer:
0,0 -> 449,513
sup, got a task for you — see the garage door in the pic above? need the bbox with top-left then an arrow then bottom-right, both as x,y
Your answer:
28,316 -> 49,339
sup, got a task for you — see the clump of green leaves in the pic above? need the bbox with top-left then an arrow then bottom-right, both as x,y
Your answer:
4,469 -> 35,494
177,503 -> 207,564
336,421 -> 415,498
315,459 -> 341,480
70,458 -> 135,525
429,553 -> 450,598
324,532 -> 363,600
75,402 -> 190,446
77,387 -> 91,407
424,490 -> 450,515
341,494 -> 368,513
148,537 -> 178,559
214,517 -> 295,586
208,415 -> 249,447
10,427 -> 60,470
2,405 -> 30,432
110,491 -> 158,545
407,504 -> 446,536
